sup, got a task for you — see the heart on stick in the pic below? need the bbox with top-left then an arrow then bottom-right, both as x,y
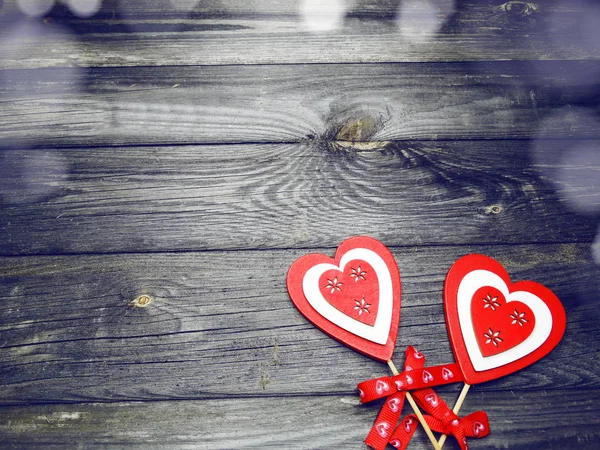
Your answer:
444,254 -> 566,385
286,236 -> 401,361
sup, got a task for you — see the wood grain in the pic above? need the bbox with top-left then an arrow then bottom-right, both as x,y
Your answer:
1,3 -> 598,449
1,140 -> 598,255
0,244 -> 598,404
1,0 -> 599,68
0,390 -> 599,449
1,62 -> 598,147
2,0 -> 558,20
1,1 -> 598,449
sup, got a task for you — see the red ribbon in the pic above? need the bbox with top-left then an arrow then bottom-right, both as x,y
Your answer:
358,347 -> 490,450
410,387 -> 490,450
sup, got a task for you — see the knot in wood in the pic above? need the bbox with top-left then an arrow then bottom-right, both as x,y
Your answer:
336,117 -> 378,142
131,295 -> 152,308
497,1 -> 539,17
487,204 -> 504,215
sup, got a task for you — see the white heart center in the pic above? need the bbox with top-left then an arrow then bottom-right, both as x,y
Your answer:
302,248 -> 393,344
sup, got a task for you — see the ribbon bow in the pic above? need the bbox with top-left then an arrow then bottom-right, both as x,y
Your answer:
411,389 -> 490,450
358,347 -> 490,450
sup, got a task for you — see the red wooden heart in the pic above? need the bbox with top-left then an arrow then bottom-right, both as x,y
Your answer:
287,236 -> 401,361
444,254 -> 566,385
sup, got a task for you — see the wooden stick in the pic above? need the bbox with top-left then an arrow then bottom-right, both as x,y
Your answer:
437,383 -> 471,448
388,360 -> 442,450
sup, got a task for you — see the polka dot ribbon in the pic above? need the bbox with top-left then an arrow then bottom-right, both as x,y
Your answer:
357,347 -> 490,450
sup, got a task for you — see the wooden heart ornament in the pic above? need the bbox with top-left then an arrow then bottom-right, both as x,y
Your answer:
287,236 -> 401,361
444,254 -> 566,385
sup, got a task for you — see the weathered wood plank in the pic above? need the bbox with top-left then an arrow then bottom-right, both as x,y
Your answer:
1,0 -> 599,68
0,140 -> 597,255
0,62 -> 596,147
0,244 -> 598,404
0,0 -> 540,20
1,62 -> 598,147
0,389 -> 599,449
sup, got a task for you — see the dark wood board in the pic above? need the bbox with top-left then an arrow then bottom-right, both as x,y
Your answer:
1,140 -> 598,255
0,388 -> 599,449
3,0 -> 566,20
1,62 -> 599,147
1,0 -> 599,448
1,0 -> 600,67
1,244 -> 598,404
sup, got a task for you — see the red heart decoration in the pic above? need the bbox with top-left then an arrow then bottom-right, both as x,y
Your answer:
287,236 -> 401,361
444,254 -> 566,385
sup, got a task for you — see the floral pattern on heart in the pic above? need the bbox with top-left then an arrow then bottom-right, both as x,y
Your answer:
319,260 -> 379,327
471,286 -> 536,357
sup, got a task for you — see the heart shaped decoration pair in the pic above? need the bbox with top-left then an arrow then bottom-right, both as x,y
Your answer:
287,237 -> 566,384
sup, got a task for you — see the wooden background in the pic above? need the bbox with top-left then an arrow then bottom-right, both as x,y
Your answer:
1,0 -> 599,448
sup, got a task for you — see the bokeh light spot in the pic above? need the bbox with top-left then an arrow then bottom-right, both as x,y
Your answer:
66,0 -> 102,18
0,22 -> 83,77
300,0 -> 347,32
17,0 -> 55,17
555,143 -> 600,215
0,149 -> 69,205
396,0 -> 455,43
532,107 -> 600,216
593,227 -> 600,265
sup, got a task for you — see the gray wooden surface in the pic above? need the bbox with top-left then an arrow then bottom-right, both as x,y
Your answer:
1,0 -> 599,449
